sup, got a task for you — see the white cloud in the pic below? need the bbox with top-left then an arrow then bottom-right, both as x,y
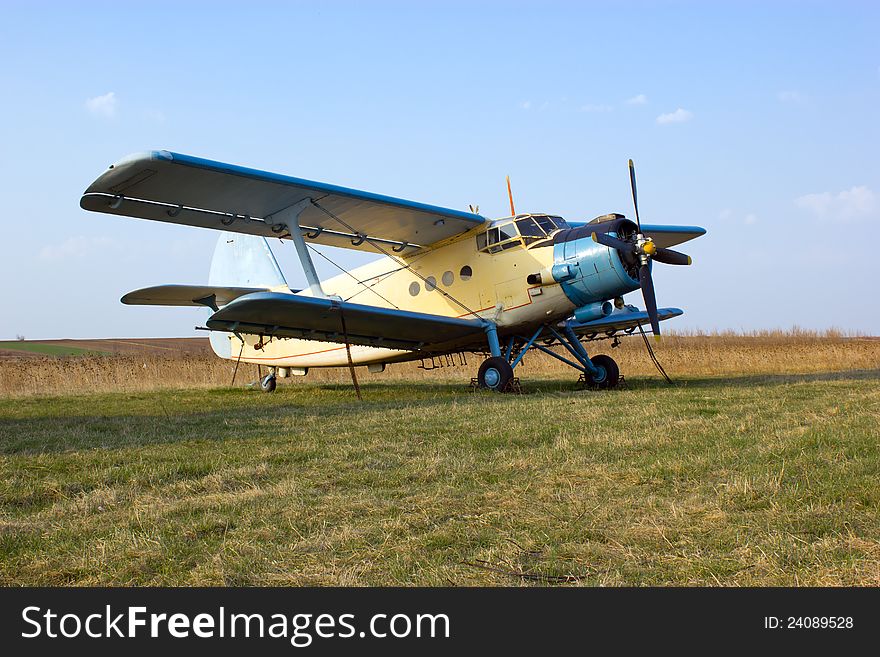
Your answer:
626,94 -> 648,105
580,103 -> 613,112
519,100 -> 532,110
795,186 -> 876,221
656,108 -> 693,125
85,91 -> 117,118
719,208 -> 758,225
39,236 -> 115,261
777,90 -> 804,103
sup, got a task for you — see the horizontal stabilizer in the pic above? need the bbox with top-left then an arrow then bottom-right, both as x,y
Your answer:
206,292 -> 485,351
121,285 -> 276,310
569,306 -> 682,335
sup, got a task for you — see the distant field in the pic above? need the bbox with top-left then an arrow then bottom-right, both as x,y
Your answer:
0,334 -> 877,586
0,341 -> 110,357
0,338 -> 209,360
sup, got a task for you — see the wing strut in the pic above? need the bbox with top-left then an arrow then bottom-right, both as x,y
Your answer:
267,198 -> 326,298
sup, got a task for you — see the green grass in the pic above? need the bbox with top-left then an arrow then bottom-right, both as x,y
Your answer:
1,371 -> 878,586
0,341 -> 108,356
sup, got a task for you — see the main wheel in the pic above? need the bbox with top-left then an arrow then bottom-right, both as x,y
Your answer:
260,373 -> 277,393
477,357 -> 514,391
588,354 -> 620,389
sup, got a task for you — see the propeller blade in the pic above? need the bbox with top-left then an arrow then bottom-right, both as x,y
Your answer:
591,231 -> 633,252
639,264 -> 660,337
628,159 -> 641,232
653,247 -> 692,266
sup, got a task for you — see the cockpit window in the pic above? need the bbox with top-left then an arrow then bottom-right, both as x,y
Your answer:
516,217 -> 546,243
476,214 -> 569,253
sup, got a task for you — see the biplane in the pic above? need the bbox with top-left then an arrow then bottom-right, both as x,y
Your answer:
81,151 -> 705,392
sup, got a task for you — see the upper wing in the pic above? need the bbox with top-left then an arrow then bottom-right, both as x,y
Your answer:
206,291 -> 486,351
569,306 -> 683,338
81,151 -> 487,255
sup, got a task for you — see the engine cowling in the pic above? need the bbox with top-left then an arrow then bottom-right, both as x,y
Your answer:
550,218 -> 642,307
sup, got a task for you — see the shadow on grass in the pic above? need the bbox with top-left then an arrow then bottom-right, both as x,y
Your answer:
622,368 -> 880,391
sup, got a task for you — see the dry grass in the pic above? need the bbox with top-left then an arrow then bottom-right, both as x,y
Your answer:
1,331 -> 878,586
1,370 -> 878,586
0,333 -> 877,397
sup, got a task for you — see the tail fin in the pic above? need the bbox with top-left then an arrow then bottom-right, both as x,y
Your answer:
208,232 -> 287,358
209,231 -> 287,288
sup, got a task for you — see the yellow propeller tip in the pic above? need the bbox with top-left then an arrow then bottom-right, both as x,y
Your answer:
591,232 -> 598,242
687,256 -> 693,265
654,335 -> 662,342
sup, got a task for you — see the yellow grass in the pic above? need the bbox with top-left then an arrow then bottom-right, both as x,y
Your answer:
0,333 -> 877,397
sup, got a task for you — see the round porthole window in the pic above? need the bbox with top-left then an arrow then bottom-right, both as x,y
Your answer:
425,276 -> 437,291
409,281 -> 420,296
442,270 -> 454,286
459,265 -> 473,281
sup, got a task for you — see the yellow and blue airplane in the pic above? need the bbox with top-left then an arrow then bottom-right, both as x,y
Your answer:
81,151 -> 705,392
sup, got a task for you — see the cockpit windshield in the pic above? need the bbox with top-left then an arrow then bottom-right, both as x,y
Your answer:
476,214 -> 568,253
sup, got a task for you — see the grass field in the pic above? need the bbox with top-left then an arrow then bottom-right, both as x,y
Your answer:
1,334 -> 878,586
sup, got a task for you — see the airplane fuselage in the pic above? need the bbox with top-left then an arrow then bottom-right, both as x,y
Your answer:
226,216 -> 641,370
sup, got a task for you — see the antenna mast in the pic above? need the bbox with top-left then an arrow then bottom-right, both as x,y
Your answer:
506,175 -> 516,216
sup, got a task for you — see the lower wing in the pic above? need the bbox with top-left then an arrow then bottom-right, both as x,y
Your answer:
206,292 -> 486,352
569,307 -> 683,338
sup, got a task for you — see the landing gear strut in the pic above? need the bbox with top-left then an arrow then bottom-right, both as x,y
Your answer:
474,320 -> 624,391
260,368 -> 277,393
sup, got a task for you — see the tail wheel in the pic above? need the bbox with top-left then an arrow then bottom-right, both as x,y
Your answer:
589,354 -> 620,389
477,357 -> 514,391
260,373 -> 277,393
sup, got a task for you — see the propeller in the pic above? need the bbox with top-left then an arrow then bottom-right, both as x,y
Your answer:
590,159 -> 692,338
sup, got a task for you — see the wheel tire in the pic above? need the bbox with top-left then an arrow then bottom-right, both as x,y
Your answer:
589,354 -> 619,389
260,373 -> 277,393
477,357 -> 514,391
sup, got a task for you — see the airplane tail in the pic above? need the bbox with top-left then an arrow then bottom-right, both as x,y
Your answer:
208,231 -> 287,289
208,232 -> 287,358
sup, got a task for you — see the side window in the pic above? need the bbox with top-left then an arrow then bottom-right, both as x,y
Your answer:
478,222 -> 522,253
460,265 -> 473,280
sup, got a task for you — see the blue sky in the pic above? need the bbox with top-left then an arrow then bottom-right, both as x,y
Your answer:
1,1 -> 877,338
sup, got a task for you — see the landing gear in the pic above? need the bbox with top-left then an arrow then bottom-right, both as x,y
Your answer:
477,356 -> 514,391
587,354 -> 619,389
260,369 -> 277,393
475,320 -> 625,392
